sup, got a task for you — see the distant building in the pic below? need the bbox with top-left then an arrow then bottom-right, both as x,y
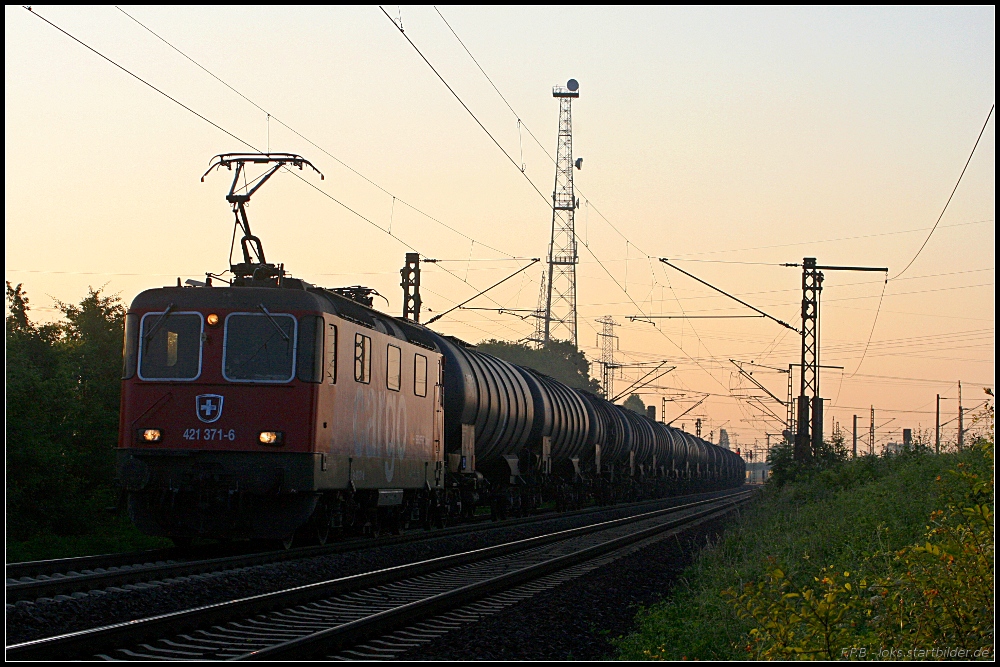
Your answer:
884,441 -> 906,455
718,429 -> 730,450
746,462 -> 771,484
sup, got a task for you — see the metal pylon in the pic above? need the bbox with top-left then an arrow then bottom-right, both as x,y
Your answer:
538,82 -> 580,347
596,316 -> 618,397
795,257 -> 823,460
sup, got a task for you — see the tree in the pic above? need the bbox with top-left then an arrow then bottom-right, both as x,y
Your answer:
57,287 -> 126,486
475,338 -> 602,394
622,393 -> 646,415
6,283 -> 125,542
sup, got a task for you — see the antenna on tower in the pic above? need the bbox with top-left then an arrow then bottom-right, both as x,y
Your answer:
536,79 -> 581,347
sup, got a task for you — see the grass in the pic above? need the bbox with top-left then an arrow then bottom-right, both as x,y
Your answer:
615,449 -> 989,660
6,515 -> 172,563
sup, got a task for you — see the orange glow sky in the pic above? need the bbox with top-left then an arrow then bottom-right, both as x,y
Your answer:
6,6 -> 994,452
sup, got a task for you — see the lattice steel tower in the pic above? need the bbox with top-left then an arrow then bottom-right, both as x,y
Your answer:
595,315 -> 619,398
785,256 -> 887,460
795,257 -> 823,461
536,79 -> 582,347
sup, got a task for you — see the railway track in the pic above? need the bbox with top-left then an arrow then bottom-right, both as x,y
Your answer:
5,489 -> 737,603
5,490 -> 752,660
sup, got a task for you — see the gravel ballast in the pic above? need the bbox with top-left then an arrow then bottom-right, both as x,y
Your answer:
5,490 -> 739,646
395,513 -> 734,660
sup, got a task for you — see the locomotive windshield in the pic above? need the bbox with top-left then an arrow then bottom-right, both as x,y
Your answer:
138,312 -> 203,380
223,313 -> 297,382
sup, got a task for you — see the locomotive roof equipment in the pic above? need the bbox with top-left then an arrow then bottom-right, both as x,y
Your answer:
201,153 -> 323,284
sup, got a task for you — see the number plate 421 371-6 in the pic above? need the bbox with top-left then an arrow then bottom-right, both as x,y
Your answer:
183,428 -> 236,441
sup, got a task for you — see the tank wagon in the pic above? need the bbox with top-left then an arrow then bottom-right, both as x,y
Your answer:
425,332 -> 745,517
115,153 -> 744,545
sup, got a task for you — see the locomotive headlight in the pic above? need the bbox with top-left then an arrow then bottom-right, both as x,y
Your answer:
206,313 -> 220,327
141,428 -> 162,442
259,431 -> 284,445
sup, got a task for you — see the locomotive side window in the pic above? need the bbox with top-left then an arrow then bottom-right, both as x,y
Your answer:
138,312 -> 203,381
354,333 -> 371,383
122,313 -> 138,379
223,312 -> 296,383
296,315 -> 324,383
326,324 -> 338,384
387,344 -> 401,391
414,353 -> 428,397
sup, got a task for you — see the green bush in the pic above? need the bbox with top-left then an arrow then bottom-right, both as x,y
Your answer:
616,445 -> 992,660
5,283 -> 170,561
724,441 -> 993,659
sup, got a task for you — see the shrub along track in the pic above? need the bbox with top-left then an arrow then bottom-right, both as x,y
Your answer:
5,491 -> 751,660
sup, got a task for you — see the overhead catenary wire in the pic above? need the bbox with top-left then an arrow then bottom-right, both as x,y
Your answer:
426,259 -> 540,324
24,5 -> 412,255
425,9 -> 784,419
423,7 -> 994,436
27,7 -> 989,439
671,219 -> 993,259
23,6 -> 253,151
892,105 -> 994,280
577,238 -> 737,397
113,5 -> 516,259
392,6 -> 743,403
847,274 -> 888,377
660,259 -> 799,333
832,104 -> 995,374
22,5 -> 530,340
433,8 -> 655,256
581,276 -> 992,307
379,5 -> 552,209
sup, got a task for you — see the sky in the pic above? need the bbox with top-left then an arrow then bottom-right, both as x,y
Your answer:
5,5 -> 995,454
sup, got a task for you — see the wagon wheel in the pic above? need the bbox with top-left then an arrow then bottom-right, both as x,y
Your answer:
369,511 -> 383,538
420,495 -> 432,531
316,523 -> 330,546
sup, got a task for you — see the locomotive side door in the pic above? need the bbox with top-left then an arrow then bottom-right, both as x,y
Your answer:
432,358 -> 444,487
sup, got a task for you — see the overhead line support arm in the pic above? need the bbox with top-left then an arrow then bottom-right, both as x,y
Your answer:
731,360 -> 787,406
426,259 -> 540,325
659,258 -> 799,333
666,395 -> 708,426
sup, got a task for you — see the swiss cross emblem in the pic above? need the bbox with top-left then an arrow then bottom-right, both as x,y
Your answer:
196,394 -> 224,423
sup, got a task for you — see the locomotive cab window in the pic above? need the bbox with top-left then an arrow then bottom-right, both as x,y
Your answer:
138,311 -> 203,380
387,344 -> 401,391
325,323 -> 338,384
354,333 -> 371,383
414,353 -> 428,397
122,313 -> 139,379
296,315 -> 324,383
223,312 -> 297,382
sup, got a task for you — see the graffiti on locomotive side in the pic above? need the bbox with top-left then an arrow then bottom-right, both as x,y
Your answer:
352,386 -> 408,483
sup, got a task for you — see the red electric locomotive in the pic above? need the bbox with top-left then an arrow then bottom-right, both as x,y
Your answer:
117,154 -> 445,544
117,152 -> 745,546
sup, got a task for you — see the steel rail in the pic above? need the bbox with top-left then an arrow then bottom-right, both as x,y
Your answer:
7,550 -> 183,582
6,489 -> 735,602
5,489 -> 750,660
245,494 -> 751,660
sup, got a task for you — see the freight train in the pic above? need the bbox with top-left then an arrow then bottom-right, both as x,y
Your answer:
115,153 -> 745,545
